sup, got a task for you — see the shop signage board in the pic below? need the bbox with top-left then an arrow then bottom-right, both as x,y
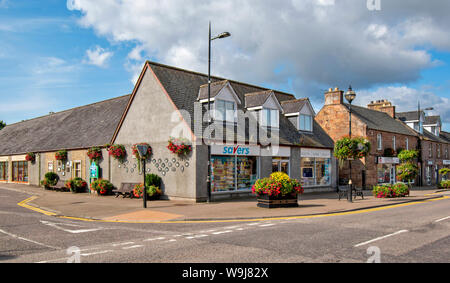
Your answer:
378,157 -> 400,164
211,144 -> 260,156
90,162 -> 99,179
261,146 -> 291,157
301,148 -> 331,158
444,160 -> 450,165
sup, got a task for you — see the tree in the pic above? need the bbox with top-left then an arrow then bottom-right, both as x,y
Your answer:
0,120 -> 5,130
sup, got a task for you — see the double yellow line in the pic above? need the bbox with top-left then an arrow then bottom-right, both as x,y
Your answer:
17,195 -> 449,224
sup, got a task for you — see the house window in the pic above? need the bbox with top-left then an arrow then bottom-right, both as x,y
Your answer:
438,145 -> 441,158
446,146 -> 448,159
261,108 -> 279,128
73,161 -> 82,178
393,136 -> 396,150
299,114 -> 313,131
429,144 -> 432,158
377,134 -> 382,150
406,138 -> 409,150
215,99 -> 236,123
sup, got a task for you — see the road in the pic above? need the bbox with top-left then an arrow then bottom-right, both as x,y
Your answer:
0,187 -> 449,263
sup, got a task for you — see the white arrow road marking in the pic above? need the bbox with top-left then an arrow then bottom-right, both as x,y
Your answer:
354,230 -> 409,248
40,220 -> 103,234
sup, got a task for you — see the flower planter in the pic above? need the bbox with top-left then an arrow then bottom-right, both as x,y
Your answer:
257,194 -> 299,209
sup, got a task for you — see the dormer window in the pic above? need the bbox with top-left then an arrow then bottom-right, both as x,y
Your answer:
299,114 -> 313,132
261,108 -> 279,128
215,99 -> 236,123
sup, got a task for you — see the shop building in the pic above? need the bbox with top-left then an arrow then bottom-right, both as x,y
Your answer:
0,61 -> 336,201
316,90 -> 419,188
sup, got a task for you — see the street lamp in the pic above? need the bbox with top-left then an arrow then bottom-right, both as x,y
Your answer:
136,144 -> 149,208
207,22 -> 231,203
345,86 -> 356,203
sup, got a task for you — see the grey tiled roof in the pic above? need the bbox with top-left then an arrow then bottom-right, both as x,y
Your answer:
440,131 -> 450,143
148,61 -> 333,148
424,116 -> 441,125
345,104 -> 418,137
397,111 -> 423,121
281,99 -> 308,114
0,95 -> 130,156
422,129 -> 450,144
197,80 -> 229,100
244,90 -> 273,108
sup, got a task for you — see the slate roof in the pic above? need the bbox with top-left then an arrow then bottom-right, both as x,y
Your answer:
397,111 -> 423,122
281,99 -> 308,115
344,104 -> 418,137
244,90 -> 273,108
422,129 -> 449,144
0,95 -> 130,156
197,80 -> 229,100
440,131 -> 450,143
147,61 -> 334,148
424,116 -> 441,125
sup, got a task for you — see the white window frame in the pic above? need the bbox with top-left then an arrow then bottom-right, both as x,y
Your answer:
261,108 -> 279,128
377,134 -> 382,150
393,136 -> 396,150
299,114 -> 313,132
406,138 -> 409,150
214,99 -> 237,124
73,160 -> 82,179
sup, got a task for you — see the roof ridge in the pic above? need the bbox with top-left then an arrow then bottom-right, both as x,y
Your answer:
280,98 -> 308,104
146,60 -> 296,99
4,94 -> 131,128
199,80 -> 229,88
244,90 -> 274,97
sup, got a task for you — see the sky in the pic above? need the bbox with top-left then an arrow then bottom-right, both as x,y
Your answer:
0,0 -> 449,131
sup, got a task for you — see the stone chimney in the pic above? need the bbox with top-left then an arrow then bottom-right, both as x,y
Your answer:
367,99 -> 396,118
324,87 -> 344,105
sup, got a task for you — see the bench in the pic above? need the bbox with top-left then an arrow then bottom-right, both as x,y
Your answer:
338,185 -> 364,201
114,183 -> 140,198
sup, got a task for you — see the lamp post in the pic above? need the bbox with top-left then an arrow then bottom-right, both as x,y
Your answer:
345,86 -> 356,203
207,22 -> 231,203
136,144 -> 149,208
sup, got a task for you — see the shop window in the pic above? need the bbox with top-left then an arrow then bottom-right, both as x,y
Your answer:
272,157 -> 289,174
211,156 -> 258,193
0,162 -> 8,181
12,161 -> 28,183
377,164 -> 395,184
301,158 -> 331,187
299,114 -> 312,132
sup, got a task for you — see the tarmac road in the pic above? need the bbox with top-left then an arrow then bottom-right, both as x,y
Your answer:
0,187 -> 449,263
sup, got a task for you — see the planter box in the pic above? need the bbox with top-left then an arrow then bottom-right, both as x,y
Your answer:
257,194 -> 299,209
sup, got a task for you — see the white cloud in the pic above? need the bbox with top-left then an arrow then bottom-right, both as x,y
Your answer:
84,46 -> 113,68
356,86 -> 450,124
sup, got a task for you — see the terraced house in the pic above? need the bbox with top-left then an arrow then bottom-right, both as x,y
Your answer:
0,61 -> 336,202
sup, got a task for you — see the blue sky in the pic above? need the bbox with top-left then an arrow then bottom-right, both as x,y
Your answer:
0,0 -> 449,132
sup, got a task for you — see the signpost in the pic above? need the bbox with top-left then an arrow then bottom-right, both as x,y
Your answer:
136,145 -> 149,208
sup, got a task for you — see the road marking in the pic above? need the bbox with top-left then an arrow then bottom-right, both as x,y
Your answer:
354,230 -> 409,248
17,196 -> 57,216
144,237 -> 165,242
0,228 -> 60,250
122,245 -> 144,250
40,220 -> 103,234
435,216 -> 450,223
212,230 -> 233,235
186,234 -> 209,239
259,223 -> 276,227
81,250 -> 113,256
112,242 -> 135,247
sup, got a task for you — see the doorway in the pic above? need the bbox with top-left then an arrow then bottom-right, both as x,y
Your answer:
272,158 -> 290,175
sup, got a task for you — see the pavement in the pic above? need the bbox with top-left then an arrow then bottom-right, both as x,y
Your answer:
0,183 -> 447,223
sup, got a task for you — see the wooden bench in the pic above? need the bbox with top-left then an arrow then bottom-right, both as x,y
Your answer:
114,183 -> 140,198
338,185 -> 364,201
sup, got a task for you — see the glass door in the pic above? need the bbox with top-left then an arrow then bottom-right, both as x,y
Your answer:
272,158 -> 289,175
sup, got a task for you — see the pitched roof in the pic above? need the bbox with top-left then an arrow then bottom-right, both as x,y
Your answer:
344,104 -> 418,137
147,61 -> 333,148
440,131 -> 450,143
421,129 -> 449,144
244,90 -> 273,108
197,80 -> 229,100
397,111 -> 423,121
424,116 -> 441,125
0,95 -> 130,156
281,98 -> 308,115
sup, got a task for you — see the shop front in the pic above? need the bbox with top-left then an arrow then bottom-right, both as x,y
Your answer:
0,159 -> 8,182
210,145 -> 260,194
376,157 -> 400,184
300,148 -> 332,187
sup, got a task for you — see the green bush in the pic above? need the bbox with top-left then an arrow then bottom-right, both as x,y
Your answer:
146,173 -> 162,188
438,180 -> 450,189
373,183 -> 409,198
41,172 -> 59,188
